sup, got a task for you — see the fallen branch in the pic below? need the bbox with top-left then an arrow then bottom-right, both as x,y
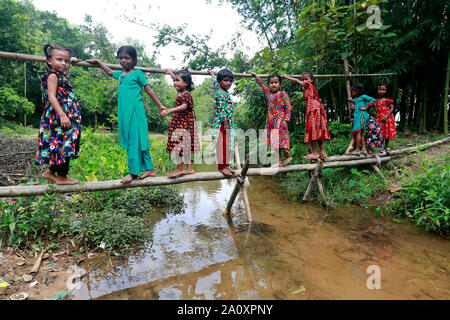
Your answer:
30,250 -> 45,274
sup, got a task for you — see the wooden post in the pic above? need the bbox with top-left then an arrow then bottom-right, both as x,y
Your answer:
234,145 -> 252,222
444,50 -> 450,135
302,160 -> 329,208
23,61 -> 27,128
344,59 -> 352,122
223,160 -> 250,218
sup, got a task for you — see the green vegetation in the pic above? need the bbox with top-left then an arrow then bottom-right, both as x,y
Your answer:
392,153 -> 449,235
0,131 -> 184,252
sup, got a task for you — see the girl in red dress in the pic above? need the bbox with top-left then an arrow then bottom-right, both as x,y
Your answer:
374,83 -> 397,150
283,72 -> 330,159
161,69 -> 200,178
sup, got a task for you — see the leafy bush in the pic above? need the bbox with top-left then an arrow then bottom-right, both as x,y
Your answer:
0,87 -> 34,120
392,153 -> 449,235
77,210 -> 150,252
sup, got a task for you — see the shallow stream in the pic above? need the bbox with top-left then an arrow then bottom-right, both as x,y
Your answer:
69,165 -> 449,300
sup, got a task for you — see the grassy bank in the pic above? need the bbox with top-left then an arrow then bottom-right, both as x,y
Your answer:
0,127 -> 183,252
281,130 -> 449,235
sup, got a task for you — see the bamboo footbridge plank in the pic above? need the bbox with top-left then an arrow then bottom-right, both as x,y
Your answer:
1,136 -> 448,198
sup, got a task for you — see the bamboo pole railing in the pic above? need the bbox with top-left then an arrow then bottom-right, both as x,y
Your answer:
0,136 -> 448,198
0,51 -> 395,78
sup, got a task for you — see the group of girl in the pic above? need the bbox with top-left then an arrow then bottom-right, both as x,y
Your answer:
35,44 -> 396,185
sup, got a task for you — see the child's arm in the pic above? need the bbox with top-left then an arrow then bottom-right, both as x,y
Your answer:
47,73 -> 72,129
359,95 -> 375,111
85,59 -> 114,77
166,68 -> 177,81
383,99 -> 395,121
250,72 -> 270,96
348,98 -> 355,111
281,92 -> 291,129
144,85 -> 167,112
282,74 -> 305,87
207,70 -> 220,91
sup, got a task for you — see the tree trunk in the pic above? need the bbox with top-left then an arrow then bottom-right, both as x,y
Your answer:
94,111 -> 98,132
329,86 -> 338,121
419,81 -> 427,134
444,50 -> 450,135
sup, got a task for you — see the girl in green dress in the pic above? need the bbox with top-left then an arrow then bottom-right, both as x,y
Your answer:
86,46 -> 167,183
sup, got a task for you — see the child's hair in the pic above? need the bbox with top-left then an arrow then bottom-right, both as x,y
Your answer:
301,71 -> 315,85
43,44 -> 73,68
217,68 -> 234,81
175,69 -> 194,92
268,73 -> 282,84
117,45 -> 138,66
377,82 -> 392,99
351,82 -> 365,96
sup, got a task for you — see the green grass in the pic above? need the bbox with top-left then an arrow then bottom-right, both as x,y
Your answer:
0,128 -> 184,252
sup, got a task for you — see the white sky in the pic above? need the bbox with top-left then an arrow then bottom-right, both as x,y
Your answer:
32,0 -> 264,74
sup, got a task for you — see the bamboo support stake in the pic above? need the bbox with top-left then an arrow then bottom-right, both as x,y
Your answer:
344,59 -> 353,121
223,160 -> 250,218
302,160 -> 329,207
0,51 -> 394,79
302,162 -> 321,202
234,145 -> 252,222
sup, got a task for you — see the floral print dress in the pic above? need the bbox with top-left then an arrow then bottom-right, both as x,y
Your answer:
365,116 -> 385,152
256,77 -> 292,150
166,91 -> 200,156
211,77 -> 236,151
301,81 -> 330,143
375,98 -> 397,139
35,71 -> 81,166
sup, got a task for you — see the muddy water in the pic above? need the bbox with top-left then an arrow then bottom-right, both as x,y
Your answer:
69,166 -> 449,300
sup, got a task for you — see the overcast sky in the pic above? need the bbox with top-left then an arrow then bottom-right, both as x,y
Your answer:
32,0 -> 264,72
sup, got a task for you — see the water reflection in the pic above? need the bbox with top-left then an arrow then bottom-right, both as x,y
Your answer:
69,171 -> 450,300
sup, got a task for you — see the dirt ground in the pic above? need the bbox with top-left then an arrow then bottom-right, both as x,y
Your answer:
0,132 -> 448,300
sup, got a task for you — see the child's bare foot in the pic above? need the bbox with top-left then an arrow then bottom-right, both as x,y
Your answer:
121,174 -> 138,184
282,156 -> 293,166
55,176 -> 80,185
345,146 -> 353,155
139,170 -> 156,179
225,166 -> 236,174
303,153 -> 320,160
271,161 -> 282,168
219,168 -> 232,176
42,169 -> 58,183
319,152 -> 328,159
168,168 -> 185,178
182,168 -> 195,176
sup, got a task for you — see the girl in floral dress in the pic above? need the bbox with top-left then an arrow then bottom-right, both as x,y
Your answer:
36,44 -> 82,185
374,83 -> 397,151
251,72 -> 293,167
207,69 -> 236,176
283,72 -> 330,160
161,68 -> 200,178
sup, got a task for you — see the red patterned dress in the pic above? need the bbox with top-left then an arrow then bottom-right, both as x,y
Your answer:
374,98 -> 397,139
301,81 -> 330,143
256,77 -> 292,150
166,91 -> 200,157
